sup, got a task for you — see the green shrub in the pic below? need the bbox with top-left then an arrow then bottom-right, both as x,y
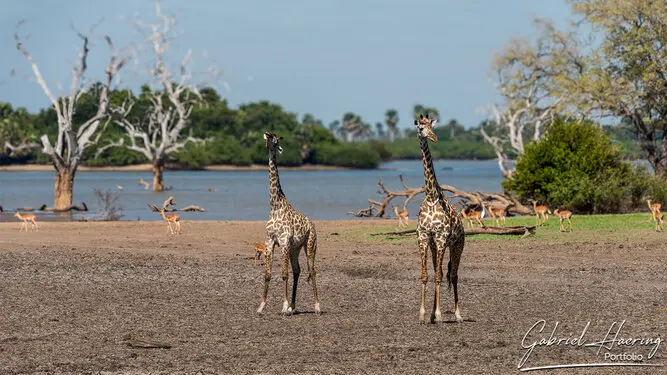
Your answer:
365,140 -> 393,161
504,117 -> 667,213
249,136 -> 302,167
312,144 -> 380,169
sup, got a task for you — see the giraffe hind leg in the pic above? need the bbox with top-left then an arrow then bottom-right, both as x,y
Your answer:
289,246 -> 301,313
449,236 -> 464,323
305,228 -> 320,314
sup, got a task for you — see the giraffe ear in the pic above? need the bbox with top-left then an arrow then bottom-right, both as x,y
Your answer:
414,119 -> 418,126
263,133 -> 268,140
431,119 -> 438,127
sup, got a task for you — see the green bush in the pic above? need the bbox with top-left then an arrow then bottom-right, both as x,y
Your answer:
312,143 -> 380,169
365,140 -> 393,161
504,117 -> 667,213
385,138 -> 496,160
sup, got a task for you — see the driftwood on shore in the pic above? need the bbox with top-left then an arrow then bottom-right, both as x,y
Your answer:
350,175 -> 533,218
147,197 -> 205,212
38,202 -> 89,212
370,225 -> 536,238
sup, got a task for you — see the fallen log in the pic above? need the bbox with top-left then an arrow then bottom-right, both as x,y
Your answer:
466,225 -> 536,237
13,207 -> 36,212
350,174 -> 532,218
38,202 -> 88,212
370,225 -> 536,238
125,339 -> 172,349
147,198 -> 205,212
180,205 -> 206,212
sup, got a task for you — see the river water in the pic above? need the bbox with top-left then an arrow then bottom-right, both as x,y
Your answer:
0,160 -> 504,221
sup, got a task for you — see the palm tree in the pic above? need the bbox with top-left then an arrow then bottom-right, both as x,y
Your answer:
328,120 -> 340,138
384,109 -> 399,141
375,122 -> 385,139
342,112 -> 361,142
447,119 -> 460,139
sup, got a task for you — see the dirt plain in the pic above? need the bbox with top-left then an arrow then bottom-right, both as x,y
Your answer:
0,219 -> 665,375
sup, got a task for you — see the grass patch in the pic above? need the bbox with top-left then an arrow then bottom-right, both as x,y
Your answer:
342,212 -> 660,245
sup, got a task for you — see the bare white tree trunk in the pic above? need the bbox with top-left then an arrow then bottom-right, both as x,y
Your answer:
96,2 -> 218,192
14,21 -> 129,209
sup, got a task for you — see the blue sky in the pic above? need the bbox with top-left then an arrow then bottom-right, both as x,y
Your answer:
0,0 -> 575,130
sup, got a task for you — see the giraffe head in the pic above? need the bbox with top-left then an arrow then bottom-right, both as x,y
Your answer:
263,131 -> 283,154
414,113 -> 438,142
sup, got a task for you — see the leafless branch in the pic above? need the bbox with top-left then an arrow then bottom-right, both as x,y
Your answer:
101,2 -> 218,169
350,175 -> 527,218
13,20 -> 130,173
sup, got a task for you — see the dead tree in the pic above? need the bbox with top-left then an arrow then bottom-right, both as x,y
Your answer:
478,19 -> 579,178
14,21 -> 129,209
96,2 -> 220,192
351,175 -> 531,218
3,141 -> 40,157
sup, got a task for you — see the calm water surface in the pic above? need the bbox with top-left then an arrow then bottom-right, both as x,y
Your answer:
0,160 -> 504,221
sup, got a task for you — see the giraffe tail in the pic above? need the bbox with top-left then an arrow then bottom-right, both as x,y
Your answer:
446,260 -> 452,291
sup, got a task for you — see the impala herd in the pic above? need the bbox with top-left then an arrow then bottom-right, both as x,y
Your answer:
3,193 -> 664,237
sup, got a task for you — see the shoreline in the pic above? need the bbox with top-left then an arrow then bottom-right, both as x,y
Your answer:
0,163 -> 355,172
0,158 -> 502,172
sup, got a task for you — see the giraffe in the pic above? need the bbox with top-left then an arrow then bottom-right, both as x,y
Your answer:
414,113 -> 466,324
257,131 -> 320,316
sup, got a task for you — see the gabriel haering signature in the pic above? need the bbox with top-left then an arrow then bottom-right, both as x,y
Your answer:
518,320 -> 662,371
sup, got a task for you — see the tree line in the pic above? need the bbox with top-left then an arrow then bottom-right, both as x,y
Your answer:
3,0 -> 664,212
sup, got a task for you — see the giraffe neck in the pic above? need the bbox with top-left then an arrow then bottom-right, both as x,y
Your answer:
419,137 -> 442,204
268,151 -> 286,208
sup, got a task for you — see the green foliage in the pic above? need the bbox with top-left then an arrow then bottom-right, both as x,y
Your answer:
504,118 -> 667,213
312,143 -> 381,169
386,137 -> 496,160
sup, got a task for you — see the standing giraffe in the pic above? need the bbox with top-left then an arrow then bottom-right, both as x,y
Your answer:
414,114 -> 465,324
257,131 -> 320,316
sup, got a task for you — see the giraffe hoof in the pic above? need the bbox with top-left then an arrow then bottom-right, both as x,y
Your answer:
281,309 -> 293,316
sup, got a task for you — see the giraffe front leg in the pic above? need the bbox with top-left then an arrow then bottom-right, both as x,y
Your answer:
417,234 -> 429,324
431,237 -> 444,323
257,238 -> 275,314
279,241 -> 291,315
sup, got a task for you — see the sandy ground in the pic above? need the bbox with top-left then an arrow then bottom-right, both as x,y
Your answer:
0,220 -> 665,374
0,164 -> 351,172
